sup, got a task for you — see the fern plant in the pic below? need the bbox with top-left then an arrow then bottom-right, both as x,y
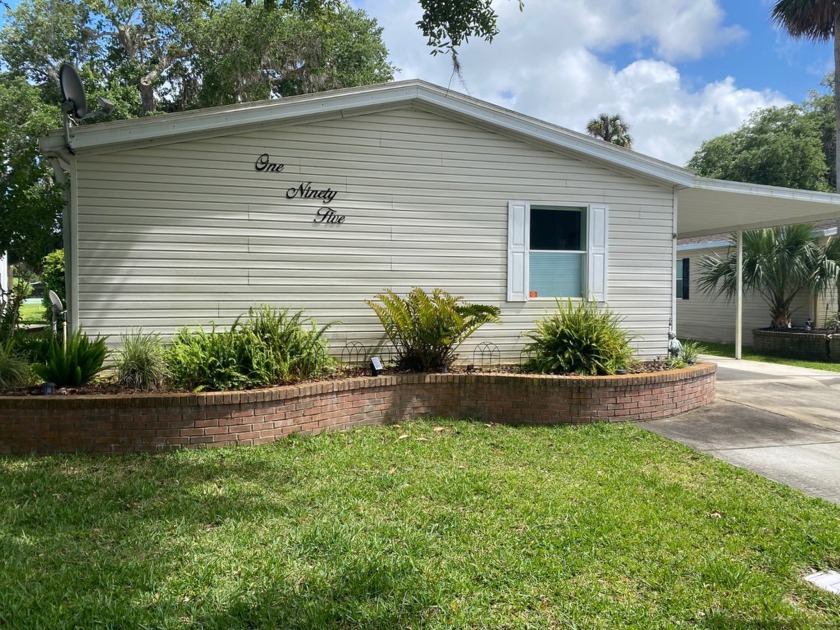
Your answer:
167,307 -> 335,391
524,299 -> 634,375
31,330 -> 108,387
242,306 -> 334,385
366,288 -> 501,372
167,322 -> 250,392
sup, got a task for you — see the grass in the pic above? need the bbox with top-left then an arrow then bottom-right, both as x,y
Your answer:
2,421 -> 840,628
17,300 -> 47,325
689,339 -> 840,373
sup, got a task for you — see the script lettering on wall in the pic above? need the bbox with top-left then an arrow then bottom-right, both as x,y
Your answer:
254,154 -> 347,224
254,153 -> 285,173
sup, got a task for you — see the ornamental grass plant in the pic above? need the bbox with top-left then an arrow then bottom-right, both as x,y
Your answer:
0,340 -> 30,388
114,330 -> 170,391
524,298 -> 634,375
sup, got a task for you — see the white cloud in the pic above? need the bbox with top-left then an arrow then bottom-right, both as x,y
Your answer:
354,0 -> 787,166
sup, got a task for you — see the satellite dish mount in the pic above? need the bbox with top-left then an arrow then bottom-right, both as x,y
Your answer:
49,290 -> 67,348
59,63 -> 87,154
58,62 -> 114,154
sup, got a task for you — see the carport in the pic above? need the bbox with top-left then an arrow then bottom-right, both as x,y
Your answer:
675,178 -> 840,357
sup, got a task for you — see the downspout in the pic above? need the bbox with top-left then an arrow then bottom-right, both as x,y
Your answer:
736,229 -> 743,360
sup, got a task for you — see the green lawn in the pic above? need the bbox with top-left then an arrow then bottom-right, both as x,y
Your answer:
2,421 -> 840,628
690,339 -> 840,373
17,300 -> 47,324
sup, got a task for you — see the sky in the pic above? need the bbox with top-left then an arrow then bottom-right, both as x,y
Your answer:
349,0 -> 834,166
0,0 -> 834,166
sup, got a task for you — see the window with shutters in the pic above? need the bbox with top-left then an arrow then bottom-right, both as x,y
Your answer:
507,201 -> 607,302
529,207 -> 586,298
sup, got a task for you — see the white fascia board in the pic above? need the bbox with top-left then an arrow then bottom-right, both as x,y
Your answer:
39,79 -> 698,188
677,240 -> 729,252
42,83 -> 425,154
693,177 -> 840,205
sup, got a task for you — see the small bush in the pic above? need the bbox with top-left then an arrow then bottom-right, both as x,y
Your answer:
524,299 -> 634,375
115,330 -> 170,390
366,287 -> 501,372
11,329 -> 54,365
167,307 -> 335,391
167,323 -> 249,392
242,305 -> 334,385
0,279 -> 32,344
0,341 -> 30,389
40,249 -> 65,316
31,330 -> 108,387
680,340 -> 704,365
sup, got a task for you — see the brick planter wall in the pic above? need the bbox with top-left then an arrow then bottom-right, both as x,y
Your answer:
752,329 -> 838,362
0,364 -> 716,455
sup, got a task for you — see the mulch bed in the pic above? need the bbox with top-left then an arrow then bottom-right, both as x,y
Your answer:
0,360 -> 685,397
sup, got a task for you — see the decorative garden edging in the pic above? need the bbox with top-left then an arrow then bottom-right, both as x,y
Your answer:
0,364 -> 716,455
753,329 -> 840,363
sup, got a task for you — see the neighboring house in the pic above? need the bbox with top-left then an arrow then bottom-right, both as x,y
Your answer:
38,80 -> 840,362
677,225 -> 840,345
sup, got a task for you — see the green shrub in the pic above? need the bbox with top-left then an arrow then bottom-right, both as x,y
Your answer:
167,307 -> 335,391
114,330 -> 170,390
366,287 -> 501,372
0,278 -> 32,344
523,299 -> 634,375
0,341 -> 31,389
167,323 -> 249,392
680,340 -> 704,365
11,329 -> 54,365
40,249 -> 65,316
31,330 -> 108,387
242,305 -> 334,385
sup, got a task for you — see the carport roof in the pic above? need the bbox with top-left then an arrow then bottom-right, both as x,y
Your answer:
40,79 -> 840,238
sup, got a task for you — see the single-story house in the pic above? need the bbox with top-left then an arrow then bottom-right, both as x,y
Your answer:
39,80 -> 840,362
677,225 -> 840,346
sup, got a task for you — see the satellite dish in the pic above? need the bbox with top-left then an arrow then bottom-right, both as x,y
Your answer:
59,63 -> 87,119
48,290 -> 64,314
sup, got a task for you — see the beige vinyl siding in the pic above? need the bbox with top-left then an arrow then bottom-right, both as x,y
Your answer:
74,107 -> 675,361
676,246 -> 812,345
817,284 -> 838,328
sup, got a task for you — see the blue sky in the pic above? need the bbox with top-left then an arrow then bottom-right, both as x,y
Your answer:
2,0 -> 834,164
355,0 -> 835,164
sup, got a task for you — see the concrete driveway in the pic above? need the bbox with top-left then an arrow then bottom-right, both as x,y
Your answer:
645,356 -> 840,504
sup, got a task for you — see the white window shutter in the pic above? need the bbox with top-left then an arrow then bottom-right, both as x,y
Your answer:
507,201 -> 529,302
587,204 -> 608,302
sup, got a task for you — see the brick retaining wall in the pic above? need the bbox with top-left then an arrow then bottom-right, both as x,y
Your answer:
753,329 -> 838,362
0,364 -> 716,455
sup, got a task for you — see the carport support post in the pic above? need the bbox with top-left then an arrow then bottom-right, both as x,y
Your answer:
736,229 -> 743,360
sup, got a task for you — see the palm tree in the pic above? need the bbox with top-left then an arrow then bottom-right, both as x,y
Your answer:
698,224 -> 840,329
771,1 -> 840,191
585,113 -> 632,148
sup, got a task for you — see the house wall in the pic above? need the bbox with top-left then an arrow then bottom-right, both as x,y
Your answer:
72,106 -> 676,361
816,284 -> 838,328
676,245 -> 812,346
